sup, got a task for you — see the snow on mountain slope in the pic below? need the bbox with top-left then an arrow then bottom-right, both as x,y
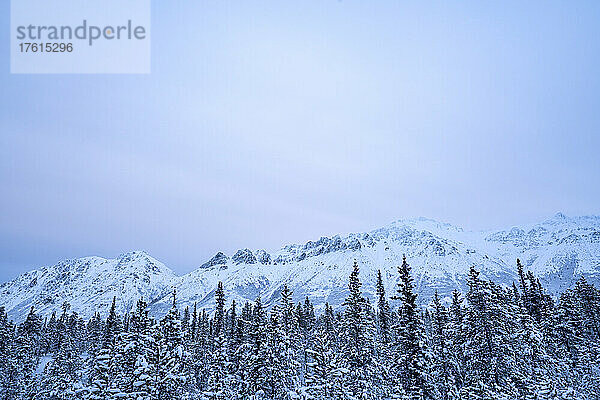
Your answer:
151,217 -> 514,315
480,213 -> 600,294
0,251 -> 176,321
1,214 -> 599,321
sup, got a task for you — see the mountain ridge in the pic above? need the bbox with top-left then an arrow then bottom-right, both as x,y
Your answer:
1,213 -> 599,321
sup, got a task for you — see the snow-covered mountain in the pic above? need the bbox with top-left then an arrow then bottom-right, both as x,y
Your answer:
1,213 -> 599,321
0,251 -> 176,321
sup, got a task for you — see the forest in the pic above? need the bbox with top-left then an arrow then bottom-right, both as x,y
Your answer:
0,257 -> 599,400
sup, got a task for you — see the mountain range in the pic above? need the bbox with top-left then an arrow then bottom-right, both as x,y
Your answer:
1,213 -> 599,321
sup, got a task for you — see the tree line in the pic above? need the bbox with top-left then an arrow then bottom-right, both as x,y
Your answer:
0,257 -> 599,399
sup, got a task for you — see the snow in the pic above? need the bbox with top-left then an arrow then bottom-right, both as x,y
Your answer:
35,355 -> 53,375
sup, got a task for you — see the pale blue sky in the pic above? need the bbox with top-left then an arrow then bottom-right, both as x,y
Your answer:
1,1 -> 599,280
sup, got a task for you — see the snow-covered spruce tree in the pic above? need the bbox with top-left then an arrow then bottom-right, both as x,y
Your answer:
303,327 -> 350,400
184,302 -> 205,393
68,313 -> 87,355
20,306 -> 43,347
234,301 -> 253,394
322,302 -> 337,349
573,276 -> 600,342
376,270 -> 392,345
56,302 -> 72,350
154,290 -> 189,400
297,296 -> 316,378
446,290 -> 466,392
132,299 -> 156,399
214,282 -> 226,338
88,296 -> 121,399
322,303 -> 334,331
0,307 -> 19,400
535,375 -> 558,399
271,284 -> 302,399
391,256 -> 432,399
302,296 -> 316,335
240,296 -> 277,399
204,282 -> 233,400
42,311 -> 59,355
507,274 -> 552,399
181,306 -> 190,339
227,299 -> 243,374
573,277 -> 600,395
554,277 -> 600,396
462,268 -> 526,398
463,267 -> 495,393
189,302 -> 198,343
340,261 -> 380,399
86,312 -> 104,358
12,306 -> 43,399
430,291 -> 455,400
187,306 -> 208,393
373,270 -> 394,398
517,259 -> 530,316
204,332 -> 231,400
109,298 -> 155,400
88,347 -> 112,400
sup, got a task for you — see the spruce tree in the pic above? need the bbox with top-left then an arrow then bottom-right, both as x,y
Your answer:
376,270 -> 392,345
272,285 -> 302,398
447,290 -> 466,390
430,291 -> 453,400
205,283 -> 233,399
111,298 -> 154,400
88,296 -> 121,399
392,255 -> 431,399
239,297 -> 271,398
155,290 -> 188,400
340,261 -> 378,399
304,327 -> 351,400
214,282 -> 226,338
206,333 -> 231,399
13,307 -> 42,399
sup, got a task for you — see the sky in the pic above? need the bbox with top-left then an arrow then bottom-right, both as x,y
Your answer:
1,0 -> 600,281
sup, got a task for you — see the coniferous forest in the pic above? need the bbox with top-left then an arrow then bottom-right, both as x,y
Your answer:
1,257 -> 599,400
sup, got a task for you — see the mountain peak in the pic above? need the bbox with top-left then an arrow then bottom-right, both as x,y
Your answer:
118,250 -> 150,258
554,212 -> 568,219
200,252 -> 229,269
381,217 -> 464,237
538,212 -> 600,229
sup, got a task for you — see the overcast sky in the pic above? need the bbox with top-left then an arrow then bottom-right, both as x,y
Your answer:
1,0 -> 599,281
